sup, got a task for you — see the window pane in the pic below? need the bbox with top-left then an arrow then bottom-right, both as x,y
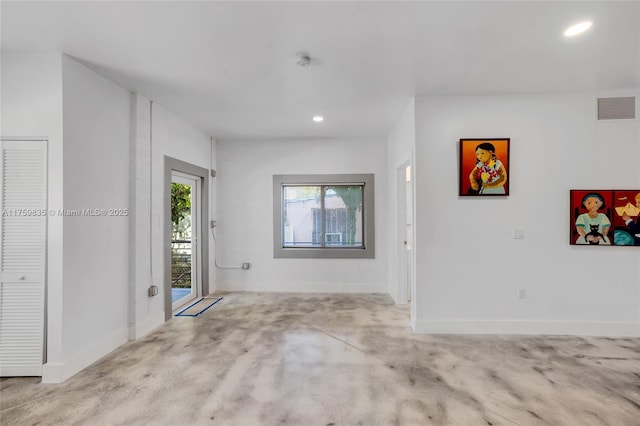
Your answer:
283,186 -> 321,247
325,185 -> 363,247
274,174 -> 374,259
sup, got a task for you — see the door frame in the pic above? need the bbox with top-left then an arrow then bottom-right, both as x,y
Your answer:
170,172 -> 201,311
396,157 -> 416,328
396,160 -> 412,306
164,157 -> 209,321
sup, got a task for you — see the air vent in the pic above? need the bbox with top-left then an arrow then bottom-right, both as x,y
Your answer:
597,96 -> 636,120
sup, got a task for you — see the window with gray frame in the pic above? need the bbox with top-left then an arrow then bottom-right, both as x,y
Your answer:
273,174 -> 375,259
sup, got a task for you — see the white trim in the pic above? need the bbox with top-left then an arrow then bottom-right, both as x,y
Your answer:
216,281 -> 386,295
171,171 -> 202,312
0,137 -> 49,141
41,363 -> 64,383
42,327 -> 128,383
0,366 -> 43,377
414,320 -> 640,337
128,310 -> 165,340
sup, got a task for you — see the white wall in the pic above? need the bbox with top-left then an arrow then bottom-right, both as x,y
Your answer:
1,53 -> 65,378
60,55 -> 131,379
386,99 -> 416,307
129,95 -> 214,334
151,102 -> 215,302
129,94 -> 156,338
414,93 -> 640,336
216,137 -> 388,293
2,54 -> 213,382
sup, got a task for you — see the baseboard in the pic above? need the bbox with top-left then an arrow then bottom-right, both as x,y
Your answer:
42,327 -> 129,383
0,365 -> 42,377
414,319 -> 640,337
129,310 -> 165,340
216,281 -> 385,294
41,363 -> 64,383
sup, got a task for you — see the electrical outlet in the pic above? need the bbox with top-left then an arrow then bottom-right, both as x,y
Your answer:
210,220 -> 217,228
513,228 -> 525,239
242,262 -> 250,270
518,288 -> 527,299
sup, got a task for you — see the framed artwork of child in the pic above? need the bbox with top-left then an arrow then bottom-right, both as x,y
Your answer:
459,138 -> 510,196
570,190 -> 613,245
570,189 -> 640,246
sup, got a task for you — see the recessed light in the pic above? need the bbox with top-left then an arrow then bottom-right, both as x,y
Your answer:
313,116 -> 324,122
564,21 -> 592,37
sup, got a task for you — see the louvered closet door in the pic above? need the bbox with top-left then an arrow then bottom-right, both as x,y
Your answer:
0,140 -> 47,376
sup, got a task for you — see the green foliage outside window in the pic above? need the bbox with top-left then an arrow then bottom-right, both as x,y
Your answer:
331,186 -> 362,245
171,183 -> 191,239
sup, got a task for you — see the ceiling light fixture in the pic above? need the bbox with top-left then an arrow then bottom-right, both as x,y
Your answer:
564,21 -> 592,37
313,116 -> 324,122
296,53 -> 311,67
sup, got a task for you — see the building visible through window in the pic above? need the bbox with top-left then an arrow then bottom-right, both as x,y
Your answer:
274,174 -> 374,259
283,185 -> 363,248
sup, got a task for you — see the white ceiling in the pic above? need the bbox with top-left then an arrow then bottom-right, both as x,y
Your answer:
2,1 -> 639,140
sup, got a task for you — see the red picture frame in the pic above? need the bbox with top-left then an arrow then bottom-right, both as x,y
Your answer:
570,189 -> 640,246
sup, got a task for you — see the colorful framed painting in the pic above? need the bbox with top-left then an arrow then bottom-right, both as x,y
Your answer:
459,138 -> 510,196
610,190 -> 640,246
570,189 -> 640,246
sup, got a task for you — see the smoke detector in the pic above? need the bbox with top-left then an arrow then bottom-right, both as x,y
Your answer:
295,53 -> 311,67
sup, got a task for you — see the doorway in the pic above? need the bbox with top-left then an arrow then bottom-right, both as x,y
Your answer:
170,172 -> 201,311
396,160 -> 414,309
164,157 -> 210,321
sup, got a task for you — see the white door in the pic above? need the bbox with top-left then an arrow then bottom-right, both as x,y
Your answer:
396,161 -> 413,306
404,165 -> 413,303
0,140 -> 47,377
171,172 -> 201,311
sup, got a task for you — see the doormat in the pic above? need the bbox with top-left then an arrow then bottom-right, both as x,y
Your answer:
175,296 -> 223,317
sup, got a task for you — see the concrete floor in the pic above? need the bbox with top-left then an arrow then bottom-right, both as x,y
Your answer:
1,292 -> 639,425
